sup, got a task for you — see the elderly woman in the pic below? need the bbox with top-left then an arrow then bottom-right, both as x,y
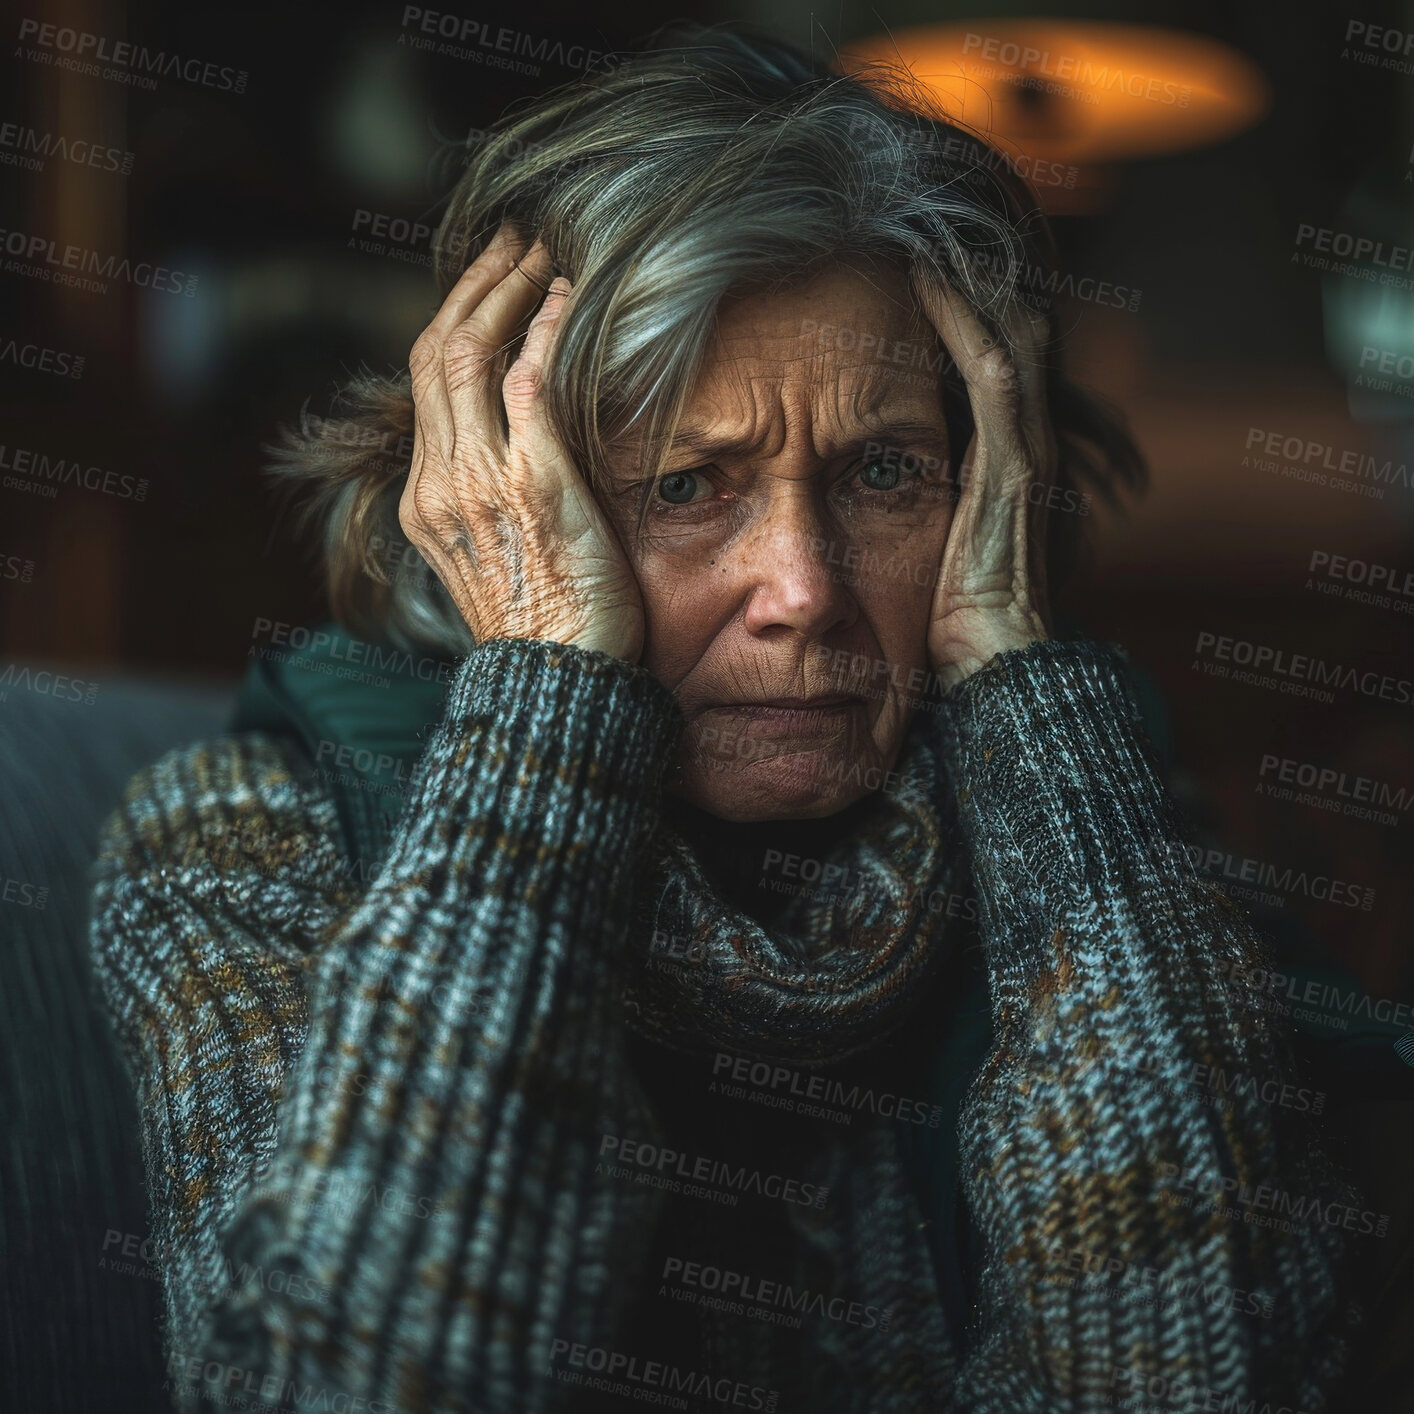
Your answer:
90,24 -> 1360,1414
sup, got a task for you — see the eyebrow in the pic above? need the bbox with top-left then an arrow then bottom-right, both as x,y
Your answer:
664,415 -> 947,466
665,425 -> 765,462
662,347 -> 954,464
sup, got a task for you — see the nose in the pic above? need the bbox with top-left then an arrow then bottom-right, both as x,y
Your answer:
738,486 -> 858,640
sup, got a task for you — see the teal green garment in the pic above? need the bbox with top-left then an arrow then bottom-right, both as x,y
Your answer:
232,625 -> 455,871
227,618 -> 1413,1357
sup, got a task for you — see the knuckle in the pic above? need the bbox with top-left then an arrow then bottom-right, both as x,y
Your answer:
443,349 -> 495,395
975,347 -> 1018,390
502,354 -> 543,409
409,332 -> 441,379
402,468 -> 452,535
398,488 -> 431,547
444,324 -> 494,367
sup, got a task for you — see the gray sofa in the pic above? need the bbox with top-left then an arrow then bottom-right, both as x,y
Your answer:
1,674 -> 232,1413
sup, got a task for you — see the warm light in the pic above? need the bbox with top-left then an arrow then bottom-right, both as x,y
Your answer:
842,22 -> 1270,166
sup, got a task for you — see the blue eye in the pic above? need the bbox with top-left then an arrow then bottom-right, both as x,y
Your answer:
857,459 -> 902,491
657,471 -> 701,504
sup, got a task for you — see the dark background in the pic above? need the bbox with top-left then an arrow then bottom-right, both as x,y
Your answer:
7,0 -> 1409,978
2,0 -> 1412,1407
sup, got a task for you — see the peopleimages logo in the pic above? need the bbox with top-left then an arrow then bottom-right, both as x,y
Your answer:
250,618 -> 455,687
1358,344 -> 1414,381
0,552 -> 36,581
0,336 -> 83,379
926,128 -> 1079,191
347,208 -> 474,271
1344,19 -> 1414,76
0,119 -> 135,175
0,442 -> 148,501
597,1133 -> 827,1208
1157,1163 -> 1391,1239
265,1158 -> 444,1221
314,739 -> 415,801
1221,957 -> 1414,1034
1,875 -> 49,909
548,1340 -> 779,1412
1049,1240 -> 1273,1318
1193,629 -> 1414,708
661,1256 -> 892,1331
15,19 -> 249,93
1294,222 -> 1414,270
711,1051 -> 944,1127
755,846 -> 978,920
1110,1364 -> 1313,1414
844,112 -> 1081,190
1182,841 -> 1375,912
1307,549 -> 1414,615
1258,752 -> 1411,826
959,32 -> 1192,106
1136,1051 -> 1327,1114
165,1353 -> 397,1414
0,226 -> 199,296
964,248 -> 1143,313
97,1228 -> 157,1280
398,7 -> 620,77
1292,222 -> 1414,289
1243,426 -> 1411,496
0,664 -> 100,706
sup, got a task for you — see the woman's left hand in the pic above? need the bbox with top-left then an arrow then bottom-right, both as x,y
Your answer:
912,275 -> 1055,690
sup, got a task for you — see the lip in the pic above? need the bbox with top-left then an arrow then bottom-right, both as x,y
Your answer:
709,694 -> 861,713
735,694 -> 859,711
704,696 -> 867,738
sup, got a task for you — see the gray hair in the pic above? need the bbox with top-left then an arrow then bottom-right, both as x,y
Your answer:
267,22 -> 1145,657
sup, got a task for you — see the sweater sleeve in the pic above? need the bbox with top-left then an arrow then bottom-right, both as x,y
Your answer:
934,637 -> 1360,1414
89,638 -> 681,1414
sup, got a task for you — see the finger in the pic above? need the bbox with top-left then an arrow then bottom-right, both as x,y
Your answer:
1003,299 -> 1055,484
407,225 -> 525,440
422,223 -> 525,345
503,275 -> 571,447
400,432 -> 487,638
911,274 -> 1040,488
992,300 -> 1056,617
443,241 -> 556,418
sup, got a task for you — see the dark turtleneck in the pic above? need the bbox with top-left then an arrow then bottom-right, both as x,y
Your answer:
662,792 -> 882,927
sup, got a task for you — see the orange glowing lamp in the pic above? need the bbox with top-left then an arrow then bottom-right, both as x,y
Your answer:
842,21 -> 1269,197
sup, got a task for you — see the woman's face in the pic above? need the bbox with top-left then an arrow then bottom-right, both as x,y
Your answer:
602,261 -> 955,822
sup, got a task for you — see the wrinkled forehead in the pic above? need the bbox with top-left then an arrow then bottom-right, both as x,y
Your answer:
603,259 -> 953,474
686,270 -> 949,435
707,259 -> 938,369
689,332 -> 946,412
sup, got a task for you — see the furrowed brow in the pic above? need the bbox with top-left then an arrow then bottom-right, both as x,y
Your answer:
663,424 -> 772,464
852,416 -> 946,441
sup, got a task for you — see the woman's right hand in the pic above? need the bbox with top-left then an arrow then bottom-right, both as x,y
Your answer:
399,226 -> 644,661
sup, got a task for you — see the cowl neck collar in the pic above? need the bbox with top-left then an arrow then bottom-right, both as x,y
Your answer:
662,793 -> 879,927
628,712 -> 960,1067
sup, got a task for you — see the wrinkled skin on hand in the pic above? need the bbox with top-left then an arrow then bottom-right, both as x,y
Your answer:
399,226 -> 644,661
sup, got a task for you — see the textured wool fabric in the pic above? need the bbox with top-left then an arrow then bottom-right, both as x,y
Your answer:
88,635 -> 1362,1413
626,721 -> 957,1066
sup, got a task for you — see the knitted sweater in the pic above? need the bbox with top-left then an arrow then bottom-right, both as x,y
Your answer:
88,635 -> 1358,1413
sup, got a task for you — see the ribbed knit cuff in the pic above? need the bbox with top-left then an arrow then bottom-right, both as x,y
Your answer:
935,639 -> 1357,1414
935,637 -> 1183,921
292,632 -> 685,1100
357,637 -> 679,899
196,637 -> 681,1406
460,638 -> 681,772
